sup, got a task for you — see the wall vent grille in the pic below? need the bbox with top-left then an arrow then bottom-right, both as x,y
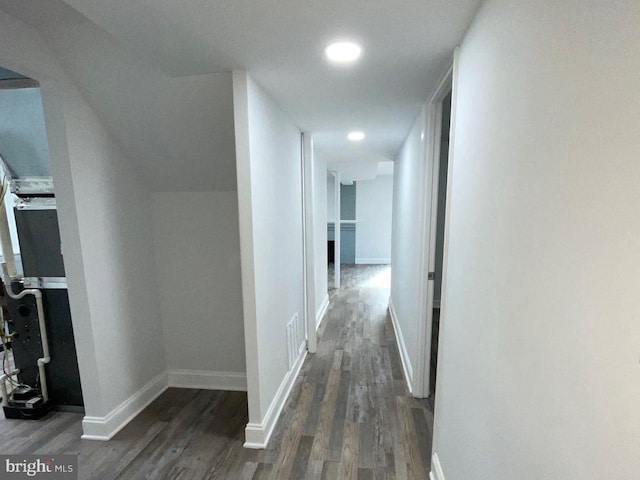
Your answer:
286,313 -> 303,369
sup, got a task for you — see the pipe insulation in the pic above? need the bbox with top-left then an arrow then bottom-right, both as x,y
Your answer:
0,369 -> 20,407
0,373 -> 9,407
0,264 -> 50,402
0,162 -> 52,405
0,188 -> 17,279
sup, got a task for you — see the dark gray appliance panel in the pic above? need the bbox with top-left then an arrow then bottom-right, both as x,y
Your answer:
14,208 -> 65,278
6,285 -> 83,408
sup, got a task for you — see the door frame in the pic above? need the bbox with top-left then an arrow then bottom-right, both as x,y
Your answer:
414,55 -> 456,398
302,133 -> 317,353
328,170 -> 341,289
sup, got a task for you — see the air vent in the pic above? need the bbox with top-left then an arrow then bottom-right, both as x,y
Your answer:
286,313 -> 303,369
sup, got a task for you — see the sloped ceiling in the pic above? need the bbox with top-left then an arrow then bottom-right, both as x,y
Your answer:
0,0 -> 482,190
0,0 -> 237,192
0,66 -> 29,80
58,0 -> 482,157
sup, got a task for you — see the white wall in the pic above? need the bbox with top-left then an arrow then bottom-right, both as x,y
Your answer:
390,110 -> 426,390
327,172 -> 335,222
151,192 -> 245,377
233,71 -> 304,445
0,10 -> 166,434
61,93 -> 166,417
1,3 -> 237,192
355,175 -> 393,264
313,154 -> 328,323
433,1 -> 640,479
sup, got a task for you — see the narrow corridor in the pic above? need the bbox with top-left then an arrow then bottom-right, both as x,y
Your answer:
258,264 -> 434,479
0,265 -> 433,479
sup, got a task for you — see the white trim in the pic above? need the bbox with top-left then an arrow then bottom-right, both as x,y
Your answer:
329,170 -> 341,288
80,368 -> 249,441
388,299 -> 414,394
432,47 -> 461,410
355,257 -> 390,265
168,369 -> 247,391
244,347 -> 307,449
414,60 -> 455,399
302,133 -> 318,354
316,293 -> 330,330
430,452 -> 446,480
232,70 -> 262,427
326,220 -> 357,225
81,371 -> 168,441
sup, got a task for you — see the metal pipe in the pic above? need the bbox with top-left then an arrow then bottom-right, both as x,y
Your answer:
1,263 -> 50,401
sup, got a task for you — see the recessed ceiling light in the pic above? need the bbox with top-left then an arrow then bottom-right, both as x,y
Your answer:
325,42 -> 362,64
348,131 -> 365,142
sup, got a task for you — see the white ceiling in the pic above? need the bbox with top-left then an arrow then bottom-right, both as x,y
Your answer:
52,0 -> 481,156
0,0 -> 482,189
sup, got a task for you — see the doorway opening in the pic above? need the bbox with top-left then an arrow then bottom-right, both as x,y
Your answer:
326,166 -> 394,293
429,90 -> 452,397
327,171 -> 340,290
0,66 -> 84,419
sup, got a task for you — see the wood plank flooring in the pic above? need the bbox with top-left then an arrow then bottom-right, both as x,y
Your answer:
0,265 -> 433,479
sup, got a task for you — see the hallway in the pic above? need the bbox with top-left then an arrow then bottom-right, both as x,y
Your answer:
260,264 -> 433,479
0,265 -> 433,479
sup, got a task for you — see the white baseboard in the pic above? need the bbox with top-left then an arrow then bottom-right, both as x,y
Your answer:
431,452 -> 445,480
388,298 -> 414,394
355,257 -> 391,265
168,369 -> 247,391
244,345 -> 307,449
81,371 -> 168,441
316,294 -> 330,330
81,368 -> 249,441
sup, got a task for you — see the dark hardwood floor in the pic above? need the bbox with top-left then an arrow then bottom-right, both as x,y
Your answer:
0,265 -> 433,479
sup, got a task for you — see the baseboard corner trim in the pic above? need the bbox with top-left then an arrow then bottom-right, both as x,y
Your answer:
81,371 -> 168,441
316,293 -> 330,330
168,369 -> 247,391
243,348 -> 307,449
431,452 -> 445,480
388,298 -> 414,394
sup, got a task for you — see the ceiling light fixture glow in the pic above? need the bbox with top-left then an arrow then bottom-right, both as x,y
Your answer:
348,131 -> 365,142
325,42 -> 362,64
